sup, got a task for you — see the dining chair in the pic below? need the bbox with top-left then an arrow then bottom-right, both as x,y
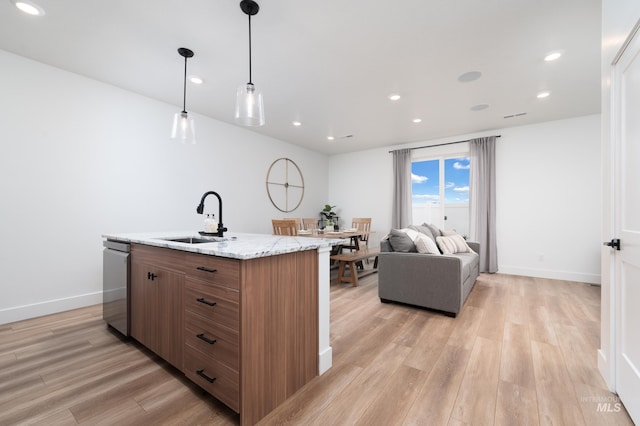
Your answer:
301,218 -> 319,230
351,217 -> 372,248
272,219 -> 299,236
345,218 -> 372,267
284,218 -> 304,230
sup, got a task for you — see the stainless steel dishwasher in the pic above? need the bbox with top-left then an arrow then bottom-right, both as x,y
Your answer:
103,240 -> 130,336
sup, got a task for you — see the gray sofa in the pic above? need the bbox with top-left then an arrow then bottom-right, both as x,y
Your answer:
378,234 -> 480,317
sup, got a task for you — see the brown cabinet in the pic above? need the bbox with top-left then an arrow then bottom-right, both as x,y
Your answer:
130,243 -> 318,426
130,247 -> 183,370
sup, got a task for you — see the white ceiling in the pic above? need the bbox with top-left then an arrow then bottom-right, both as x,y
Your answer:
0,0 -> 602,155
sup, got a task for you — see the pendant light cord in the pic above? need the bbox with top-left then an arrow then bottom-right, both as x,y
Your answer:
248,14 -> 253,84
182,55 -> 188,113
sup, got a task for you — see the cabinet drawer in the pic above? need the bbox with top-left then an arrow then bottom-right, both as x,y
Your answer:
185,311 -> 239,371
185,278 -> 239,331
183,253 -> 240,289
131,244 -> 186,273
185,347 -> 239,413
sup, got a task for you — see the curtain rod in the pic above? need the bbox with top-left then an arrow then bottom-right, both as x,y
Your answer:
389,135 -> 501,153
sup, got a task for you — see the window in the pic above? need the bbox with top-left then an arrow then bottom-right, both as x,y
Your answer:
412,155 -> 470,236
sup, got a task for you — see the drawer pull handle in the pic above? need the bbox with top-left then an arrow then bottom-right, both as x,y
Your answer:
196,266 -> 217,273
196,297 -> 217,307
196,333 -> 217,345
196,369 -> 216,383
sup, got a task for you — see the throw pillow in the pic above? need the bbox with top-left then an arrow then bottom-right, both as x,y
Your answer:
408,224 -> 435,242
424,223 -> 442,239
400,228 -> 421,242
436,234 -> 473,254
414,234 -> 441,254
387,229 -> 417,252
441,229 -> 458,236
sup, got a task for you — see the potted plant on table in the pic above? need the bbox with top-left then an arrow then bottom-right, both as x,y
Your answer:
320,204 -> 339,231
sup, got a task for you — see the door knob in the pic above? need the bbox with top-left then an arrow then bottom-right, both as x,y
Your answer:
603,238 -> 621,251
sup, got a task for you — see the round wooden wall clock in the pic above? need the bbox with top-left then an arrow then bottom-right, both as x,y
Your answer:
266,158 -> 305,212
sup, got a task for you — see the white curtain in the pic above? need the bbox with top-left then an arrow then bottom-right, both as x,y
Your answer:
470,137 -> 498,273
392,149 -> 412,229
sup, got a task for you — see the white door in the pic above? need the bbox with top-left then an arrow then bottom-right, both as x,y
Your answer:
612,20 -> 640,424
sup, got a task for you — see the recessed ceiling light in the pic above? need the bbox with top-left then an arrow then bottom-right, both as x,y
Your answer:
327,136 -> 335,141
458,71 -> 482,82
11,0 -> 45,16
537,91 -> 551,99
544,52 -> 562,62
292,121 -> 302,127
412,118 -> 422,123
470,104 -> 490,111
188,75 -> 203,84
388,94 -> 401,101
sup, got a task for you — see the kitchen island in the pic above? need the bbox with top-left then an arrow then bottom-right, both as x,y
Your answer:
102,231 -> 338,426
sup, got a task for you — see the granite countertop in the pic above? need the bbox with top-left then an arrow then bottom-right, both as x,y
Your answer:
102,231 -> 343,260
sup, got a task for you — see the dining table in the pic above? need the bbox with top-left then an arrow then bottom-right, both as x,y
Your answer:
296,229 -> 365,251
297,228 -> 377,285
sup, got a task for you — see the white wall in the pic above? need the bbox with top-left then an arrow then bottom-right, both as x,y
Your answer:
496,116 -> 601,283
329,114 -> 602,284
327,147 -> 393,249
599,0 -> 640,391
0,50 -> 329,324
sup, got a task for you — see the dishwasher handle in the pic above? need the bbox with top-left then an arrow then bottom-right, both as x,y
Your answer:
103,240 -> 130,252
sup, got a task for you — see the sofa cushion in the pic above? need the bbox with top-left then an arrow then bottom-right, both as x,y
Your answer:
414,234 -> 440,254
454,252 -> 479,282
436,234 -> 473,254
387,229 -> 417,252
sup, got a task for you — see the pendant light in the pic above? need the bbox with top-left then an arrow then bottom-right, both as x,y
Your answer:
171,47 -> 196,144
235,0 -> 265,126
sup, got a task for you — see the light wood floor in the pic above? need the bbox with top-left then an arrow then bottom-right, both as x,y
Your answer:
0,273 -> 633,425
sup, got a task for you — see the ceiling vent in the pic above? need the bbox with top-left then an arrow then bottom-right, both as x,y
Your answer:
503,112 -> 527,119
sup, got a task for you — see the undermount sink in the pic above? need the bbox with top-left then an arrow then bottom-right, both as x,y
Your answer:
161,236 -> 228,244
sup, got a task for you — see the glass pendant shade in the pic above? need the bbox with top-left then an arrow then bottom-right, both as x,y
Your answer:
235,82 -> 265,126
236,1 -> 265,127
171,111 -> 196,144
171,47 -> 195,144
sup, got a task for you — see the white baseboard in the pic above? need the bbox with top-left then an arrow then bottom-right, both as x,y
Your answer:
318,346 -> 333,375
498,266 -> 601,284
0,291 -> 103,325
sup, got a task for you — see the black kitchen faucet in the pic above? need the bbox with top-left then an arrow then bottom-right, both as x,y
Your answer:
196,191 -> 227,237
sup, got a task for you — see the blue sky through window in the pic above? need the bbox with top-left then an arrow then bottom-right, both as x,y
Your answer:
412,157 -> 470,204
